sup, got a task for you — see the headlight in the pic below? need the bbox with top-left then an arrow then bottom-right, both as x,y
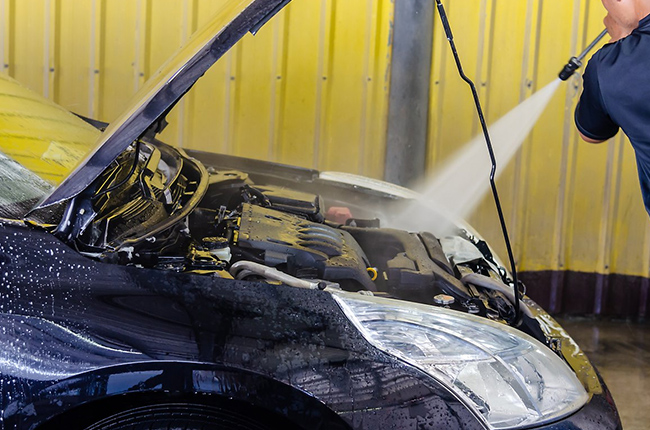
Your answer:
333,292 -> 589,429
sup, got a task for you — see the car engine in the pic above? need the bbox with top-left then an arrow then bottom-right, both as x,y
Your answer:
41,144 -> 525,328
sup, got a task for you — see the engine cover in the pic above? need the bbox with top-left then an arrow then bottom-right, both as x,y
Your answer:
235,203 -> 375,291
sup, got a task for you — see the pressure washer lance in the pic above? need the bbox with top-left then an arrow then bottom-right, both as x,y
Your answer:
559,29 -> 608,81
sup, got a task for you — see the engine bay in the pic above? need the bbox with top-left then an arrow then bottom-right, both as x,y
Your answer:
23,137 -> 537,332
44,142 -> 528,328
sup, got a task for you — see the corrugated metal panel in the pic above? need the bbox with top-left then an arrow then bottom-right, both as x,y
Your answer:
1,0 -> 647,284
429,0 -> 649,282
2,0 -> 392,171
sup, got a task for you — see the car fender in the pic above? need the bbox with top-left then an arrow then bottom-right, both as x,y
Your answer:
7,361 -> 350,430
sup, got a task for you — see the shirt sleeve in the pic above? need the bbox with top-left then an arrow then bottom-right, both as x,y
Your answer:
575,57 -> 619,141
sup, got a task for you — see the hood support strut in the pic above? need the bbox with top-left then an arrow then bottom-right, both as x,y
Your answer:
434,0 -> 521,326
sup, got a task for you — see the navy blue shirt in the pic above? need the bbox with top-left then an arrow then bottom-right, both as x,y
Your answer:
575,14 -> 650,216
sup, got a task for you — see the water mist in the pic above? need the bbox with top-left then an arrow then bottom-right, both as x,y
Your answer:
384,78 -> 562,235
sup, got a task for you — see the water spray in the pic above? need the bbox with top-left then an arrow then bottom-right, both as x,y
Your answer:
559,29 -> 608,81
434,0 -> 522,325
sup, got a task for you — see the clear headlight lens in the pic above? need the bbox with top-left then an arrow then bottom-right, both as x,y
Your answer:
333,292 -> 589,429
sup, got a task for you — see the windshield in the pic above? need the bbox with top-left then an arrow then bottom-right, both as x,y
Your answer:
0,74 -> 100,218
0,151 -> 53,218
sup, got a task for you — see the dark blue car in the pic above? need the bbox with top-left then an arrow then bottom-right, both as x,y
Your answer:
0,1 -> 621,429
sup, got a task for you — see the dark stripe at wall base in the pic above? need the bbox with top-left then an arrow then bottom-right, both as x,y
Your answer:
520,271 -> 650,321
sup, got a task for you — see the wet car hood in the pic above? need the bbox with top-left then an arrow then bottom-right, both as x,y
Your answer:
35,0 -> 290,210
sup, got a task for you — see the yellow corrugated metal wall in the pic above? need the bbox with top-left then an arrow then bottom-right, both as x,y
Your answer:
1,0 -> 392,177
1,0 -> 647,280
430,0 -> 649,281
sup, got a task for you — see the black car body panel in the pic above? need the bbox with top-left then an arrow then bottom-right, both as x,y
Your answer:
0,222 -> 483,430
0,219 -> 621,429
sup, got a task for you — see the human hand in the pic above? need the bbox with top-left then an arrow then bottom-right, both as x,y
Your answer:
604,12 -> 638,42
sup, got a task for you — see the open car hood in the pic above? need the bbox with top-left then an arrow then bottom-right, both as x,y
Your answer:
35,0 -> 290,210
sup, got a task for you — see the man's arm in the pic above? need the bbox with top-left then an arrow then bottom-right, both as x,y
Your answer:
574,56 -> 619,143
579,131 -> 606,143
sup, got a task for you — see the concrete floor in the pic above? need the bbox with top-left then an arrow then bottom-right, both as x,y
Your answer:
557,318 -> 650,430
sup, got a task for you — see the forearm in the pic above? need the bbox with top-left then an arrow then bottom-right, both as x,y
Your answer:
579,131 -> 606,144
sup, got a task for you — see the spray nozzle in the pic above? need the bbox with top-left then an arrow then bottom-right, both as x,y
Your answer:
558,29 -> 608,81
559,57 -> 582,81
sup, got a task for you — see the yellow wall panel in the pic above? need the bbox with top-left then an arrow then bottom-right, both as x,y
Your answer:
609,137 -> 650,274
146,0 -> 184,142
57,1 -> 92,113
176,1 -> 230,153
11,0 -> 46,94
231,23 -> 277,160
274,0 -> 326,168
318,0 -> 370,173
2,0 -> 648,282
99,0 -> 137,122
519,0 -> 580,273
364,0 -> 392,179
429,0 -> 483,169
